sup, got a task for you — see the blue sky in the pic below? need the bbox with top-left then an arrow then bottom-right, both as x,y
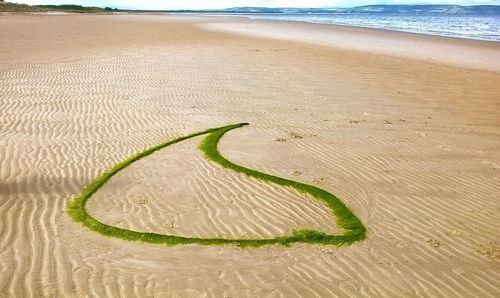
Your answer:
15,0 -> 500,10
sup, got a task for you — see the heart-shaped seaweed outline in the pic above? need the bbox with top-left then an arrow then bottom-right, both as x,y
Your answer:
67,123 -> 366,247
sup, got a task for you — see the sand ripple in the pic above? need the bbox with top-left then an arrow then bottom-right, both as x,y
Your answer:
1,14 -> 499,297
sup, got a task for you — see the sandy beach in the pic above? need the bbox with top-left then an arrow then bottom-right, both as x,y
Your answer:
1,14 -> 499,297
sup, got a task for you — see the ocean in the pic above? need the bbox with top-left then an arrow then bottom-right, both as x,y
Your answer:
230,14 -> 500,42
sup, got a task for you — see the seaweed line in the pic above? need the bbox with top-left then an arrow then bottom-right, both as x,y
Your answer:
67,123 -> 366,247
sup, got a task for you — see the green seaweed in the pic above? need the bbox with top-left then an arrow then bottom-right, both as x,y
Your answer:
67,123 -> 366,248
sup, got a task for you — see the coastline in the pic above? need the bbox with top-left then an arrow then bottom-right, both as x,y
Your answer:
199,16 -> 500,72
197,13 -> 500,42
1,14 -> 499,297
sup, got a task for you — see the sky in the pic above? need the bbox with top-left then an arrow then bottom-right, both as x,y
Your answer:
14,0 -> 500,10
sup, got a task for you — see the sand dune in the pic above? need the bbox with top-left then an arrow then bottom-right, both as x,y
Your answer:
1,14 -> 499,297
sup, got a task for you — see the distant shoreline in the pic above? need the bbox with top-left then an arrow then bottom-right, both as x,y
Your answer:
2,2 -> 500,15
198,13 -> 500,42
200,16 -> 500,72
2,1 -> 498,42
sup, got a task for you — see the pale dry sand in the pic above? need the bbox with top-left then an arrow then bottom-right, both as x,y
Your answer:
0,14 -> 499,297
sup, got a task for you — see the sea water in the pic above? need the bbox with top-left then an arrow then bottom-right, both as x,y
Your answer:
233,14 -> 500,42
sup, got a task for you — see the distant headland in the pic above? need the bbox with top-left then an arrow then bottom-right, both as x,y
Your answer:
1,2 -> 499,15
